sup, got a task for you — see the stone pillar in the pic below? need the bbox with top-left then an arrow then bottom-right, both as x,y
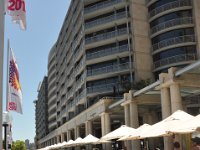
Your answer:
122,93 -> 131,150
67,130 -> 71,141
101,113 -> 112,150
170,83 -> 183,112
76,126 -> 80,138
161,87 -> 173,150
61,133 -> 65,142
129,101 -> 140,150
85,120 -> 92,135
105,113 -> 111,134
56,136 -> 59,143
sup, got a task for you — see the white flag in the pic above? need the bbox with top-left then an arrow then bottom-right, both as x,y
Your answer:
5,0 -> 27,30
8,48 -> 23,114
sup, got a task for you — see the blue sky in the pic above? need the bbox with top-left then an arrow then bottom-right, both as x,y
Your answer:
4,0 -> 71,142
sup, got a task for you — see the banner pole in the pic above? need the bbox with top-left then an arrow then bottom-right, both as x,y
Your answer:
0,0 -> 5,149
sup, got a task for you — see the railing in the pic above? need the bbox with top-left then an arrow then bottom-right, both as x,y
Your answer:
154,53 -> 196,69
74,42 -> 84,62
75,73 -> 85,89
85,28 -> 128,44
151,17 -> 193,34
87,83 -> 123,94
84,0 -> 124,14
86,45 -> 129,60
67,87 -> 74,99
75,90 -> 86,103
85,12 -> 126,29
149,0 -> 191,18
74,57 -> 85,75
66,100 -> 75,111
87,62 -> 131,76
152,35 -> 195,51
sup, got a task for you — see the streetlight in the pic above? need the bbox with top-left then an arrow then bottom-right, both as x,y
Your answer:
3,111 -> 11,150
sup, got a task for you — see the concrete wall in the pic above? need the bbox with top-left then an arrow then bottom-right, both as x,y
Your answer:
129,0 -> 154,82
193,0 -> 200,58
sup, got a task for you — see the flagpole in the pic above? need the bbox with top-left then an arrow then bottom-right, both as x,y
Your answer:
0,0 -> 5,149
6,39 -> 9,111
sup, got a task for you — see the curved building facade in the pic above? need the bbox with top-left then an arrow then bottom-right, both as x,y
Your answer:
147,0 -> 200,77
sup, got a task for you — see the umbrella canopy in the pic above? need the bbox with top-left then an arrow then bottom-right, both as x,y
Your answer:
82,134 -> 100,144
72,137 -> 84,146
118,124 -> 151,141
62,140 -> 74,148
101,125 -> 136,141
168,114 -> 200,134
140,110 -> 194,138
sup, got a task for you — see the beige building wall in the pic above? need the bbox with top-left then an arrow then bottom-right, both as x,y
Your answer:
193,0 -> 200,58
129,0 -> 153,82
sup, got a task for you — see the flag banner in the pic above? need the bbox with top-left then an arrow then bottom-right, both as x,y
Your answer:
5,0 -> 27,30
8,48 -> 23,114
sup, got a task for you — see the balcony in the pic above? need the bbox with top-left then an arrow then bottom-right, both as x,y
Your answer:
85,28 -> 128,45
75,74 -> 85,90
85,12 -> 126,29
66,100 -> 75,112
87,83 -> 123,94
149,0 -> 191,19
84,0 -> 124,14
67,87 -> 74,99
87,62 -> 131,77
86,45 -> 129,60
152,35 -> 195,52
74,58 -> 85,76
75,90 -> 86,105
151,17 -> 193,35
74,42 -> 84,63
154,53 -> 196,69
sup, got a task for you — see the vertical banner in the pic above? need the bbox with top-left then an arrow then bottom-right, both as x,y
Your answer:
5,0 -> 27,30
8,48 -> 23,114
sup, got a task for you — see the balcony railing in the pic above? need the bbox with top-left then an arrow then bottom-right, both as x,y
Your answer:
85,12 -> 126,29
66,100 -> 75,111
87,62 -> 131,76
149,0 -> 191,18
75,90 -> 86,104
87,83 -> 123,94
86,44 -> 129,60
85,28 -> 128,44
152,35 -> 195,52
151,17 -> 193,35
84,0 -> 124,14
154,53 -> 196,69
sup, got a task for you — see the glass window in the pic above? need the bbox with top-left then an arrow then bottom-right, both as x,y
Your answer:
152,28 -> 194,44
153,46 -> 196,61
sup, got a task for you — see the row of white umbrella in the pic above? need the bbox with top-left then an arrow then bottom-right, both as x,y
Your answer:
37,134 -> 109,150
100,110 -> 200,141
38,110 -> 200,149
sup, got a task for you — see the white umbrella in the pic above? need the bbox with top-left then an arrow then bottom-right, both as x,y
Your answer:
82,134 -> 100,144
62,139 -> 74,148
72,137 -> 84,146
118,124 -> 151,141
100,125 -> 136,141
168,114 -> 200,134
140,110 -> 194,138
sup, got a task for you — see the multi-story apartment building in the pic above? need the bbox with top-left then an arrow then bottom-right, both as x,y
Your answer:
34,77 -> 49,143
36,0 -> 200,149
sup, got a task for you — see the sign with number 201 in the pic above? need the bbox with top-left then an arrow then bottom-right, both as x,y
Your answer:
8,0 -> 26,12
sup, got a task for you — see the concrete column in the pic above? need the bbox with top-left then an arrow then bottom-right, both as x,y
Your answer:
105,113 -> 111,134
101,113 -> 112,150
124,104 -> 130,126
161,87 -> 173,150
170,83 -> 183,112
129,101 -> 140,150
56,136 -> 59,143
67,130 -> 71,141
76,126 -> 80,138
85,120 -> 92,135
101,113 -> 105,136
61,133 -> 65,142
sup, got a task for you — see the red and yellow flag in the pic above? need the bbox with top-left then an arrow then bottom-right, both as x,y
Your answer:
7,48 -> 23,114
